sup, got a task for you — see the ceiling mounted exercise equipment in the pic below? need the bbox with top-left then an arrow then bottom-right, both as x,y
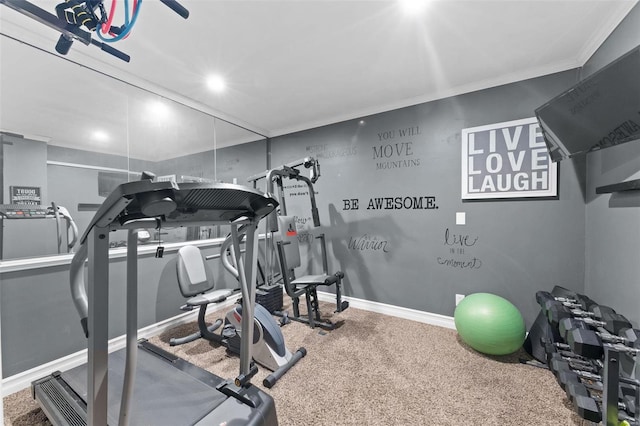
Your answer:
0,0 -> 189,62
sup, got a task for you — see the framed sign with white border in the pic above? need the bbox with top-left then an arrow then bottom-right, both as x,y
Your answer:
461,117 -> 558,200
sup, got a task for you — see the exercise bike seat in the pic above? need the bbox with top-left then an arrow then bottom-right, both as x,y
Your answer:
177,245 -> 234,306
185,290 -> 233,306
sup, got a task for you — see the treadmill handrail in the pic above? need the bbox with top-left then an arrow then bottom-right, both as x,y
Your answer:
70,218 -> 161,337
74,178 -> 278,426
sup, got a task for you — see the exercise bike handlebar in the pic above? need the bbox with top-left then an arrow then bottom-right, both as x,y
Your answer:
220,230 -> 241,280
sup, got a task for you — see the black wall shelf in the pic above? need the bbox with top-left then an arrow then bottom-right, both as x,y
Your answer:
596,179 -> 640,194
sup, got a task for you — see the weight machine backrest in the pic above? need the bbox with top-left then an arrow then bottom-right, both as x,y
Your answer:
275,216 -> 302,270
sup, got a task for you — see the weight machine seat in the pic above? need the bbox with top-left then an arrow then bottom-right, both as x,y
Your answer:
291,273 -> 342,287
177,245 -> 234,305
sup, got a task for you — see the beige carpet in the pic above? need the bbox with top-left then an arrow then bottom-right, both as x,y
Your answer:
3,301 -> 587,425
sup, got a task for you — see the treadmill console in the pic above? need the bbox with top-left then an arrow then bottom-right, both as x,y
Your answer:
0,204 -> 50,218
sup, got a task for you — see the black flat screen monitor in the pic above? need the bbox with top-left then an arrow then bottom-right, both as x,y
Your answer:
535,45 -> 640,162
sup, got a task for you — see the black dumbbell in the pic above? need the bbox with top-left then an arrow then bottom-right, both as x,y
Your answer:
552,307 -> 631,336
548,351 -> 600,373
543,338 -> 604,374
553,363 -> 603,391
621,328 -> 640,346
553,360 -> 638,411
559,319 -> 638,360
536,290 -> 578,306
567,382 -> 637,424
538,288 -> 601,314
558,317 -> 591,341
545,301 -> 617,325
552,355 -> 638,390
567,328 -> 640,360
549,353 -> 601,376
536,292 -> 579,318
565,380 -> 601,405
574,293 -> 600,312
558,316 -> 633,342
537,290 -> 615,319
540,298 -> 601,320
567,381 -> 637,410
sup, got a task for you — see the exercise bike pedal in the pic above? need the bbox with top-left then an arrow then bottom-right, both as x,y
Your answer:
279,311 -> 291,327
336,301 -> 349,313
222,323 -> 237,339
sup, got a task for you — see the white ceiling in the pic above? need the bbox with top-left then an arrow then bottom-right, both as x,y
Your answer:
0,0 -> 638,160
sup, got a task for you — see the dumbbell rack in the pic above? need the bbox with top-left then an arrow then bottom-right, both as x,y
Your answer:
602,347 -> 640,426
529,287 -> 639,425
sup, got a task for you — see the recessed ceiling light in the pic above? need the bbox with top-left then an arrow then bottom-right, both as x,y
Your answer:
92,130 -> 109,142
206,74 -> 226,93
148,100 -> 170,119
399,0 -> 430,15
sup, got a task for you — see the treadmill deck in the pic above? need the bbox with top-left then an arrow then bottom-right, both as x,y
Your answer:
33,340 -> 276,425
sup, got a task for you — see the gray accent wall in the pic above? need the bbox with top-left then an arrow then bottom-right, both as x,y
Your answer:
583,3 -> 640,327
270,70 -> 586,329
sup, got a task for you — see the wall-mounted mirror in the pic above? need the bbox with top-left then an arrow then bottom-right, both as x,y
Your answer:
0,32 -> 267,260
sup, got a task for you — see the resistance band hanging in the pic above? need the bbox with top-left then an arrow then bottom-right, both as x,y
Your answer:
96,0 -> 143,43
1,0 -> 189,62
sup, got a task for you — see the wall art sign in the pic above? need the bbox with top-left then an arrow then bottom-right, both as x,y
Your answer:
372,125 -> 422,171
436,228 -> 482,270
10,186 -> 41,205
461,117 -> 558,200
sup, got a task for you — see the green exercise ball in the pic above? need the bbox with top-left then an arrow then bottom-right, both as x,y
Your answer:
454,292 -> 526,356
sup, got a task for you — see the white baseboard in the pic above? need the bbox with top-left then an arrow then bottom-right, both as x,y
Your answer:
317,291 -> 456,330
2,293 -> 453,397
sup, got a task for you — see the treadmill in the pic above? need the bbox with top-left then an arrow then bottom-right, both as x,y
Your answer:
32,173 -> 279,425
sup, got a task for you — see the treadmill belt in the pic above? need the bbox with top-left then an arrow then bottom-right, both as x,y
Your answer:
62,346 -> 228,425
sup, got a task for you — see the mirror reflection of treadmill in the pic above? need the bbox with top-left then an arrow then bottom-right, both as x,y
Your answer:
0,204 -> 71,259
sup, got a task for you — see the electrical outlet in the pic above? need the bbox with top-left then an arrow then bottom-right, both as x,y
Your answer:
455,294 -> 465,306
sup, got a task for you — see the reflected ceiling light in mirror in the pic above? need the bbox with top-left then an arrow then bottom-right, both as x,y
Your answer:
91,129 -> 109,143
148,99 -> 171,121
206,74 -> 226,93
398,0 -> 431,15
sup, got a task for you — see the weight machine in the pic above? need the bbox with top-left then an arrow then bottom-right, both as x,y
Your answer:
248,157 -> 348,329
